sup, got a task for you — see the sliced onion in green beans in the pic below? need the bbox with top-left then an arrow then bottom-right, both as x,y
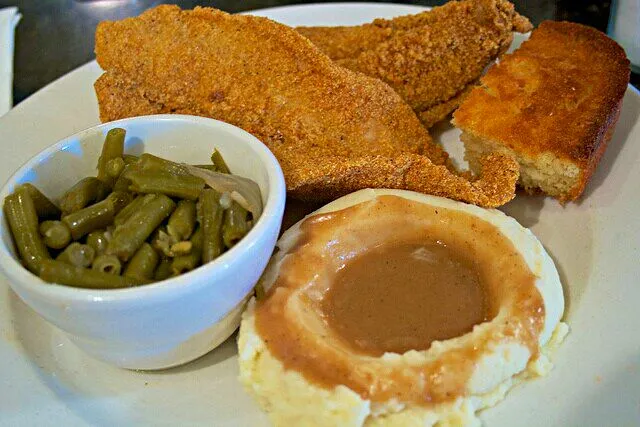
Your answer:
183,165 -> 263,220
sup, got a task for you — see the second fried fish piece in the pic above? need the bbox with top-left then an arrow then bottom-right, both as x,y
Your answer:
95,5 -> 518,207
297,0 -> 532,128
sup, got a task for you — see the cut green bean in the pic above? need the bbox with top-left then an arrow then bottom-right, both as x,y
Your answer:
154,257 -> 173,281
222,201 -> 250,248
56,242 -> 95,268
167,200 -> 196,241
3,133 -> 262,290
106,157 -> 125,179
17,183 -> 60,219
91,254 -> 122,275
107,194 -> 175,262
193,164 -> 217,171
128,170 -> 205,200
59,177 -> 108,214
39,220 -> 71,250
124,243 -> 159,281
3,189 -> 50,273
39,260 -> 142,289
122,154 -> 139,165
107,191 -> 134,214
171,227 -> 203,275
198,189 -> 224,263
114,193 -> 155,227
211,149 -> 230,174
61,192 -> 127,240
97,128 -> 125,188
112,163 -> 132,192
86,230 -> 109,255
137,153 -> 188,176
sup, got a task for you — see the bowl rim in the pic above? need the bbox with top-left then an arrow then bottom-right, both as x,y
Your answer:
0,114 -> 286,305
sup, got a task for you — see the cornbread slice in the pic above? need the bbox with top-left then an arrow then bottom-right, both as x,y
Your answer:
453,21 -> 630,202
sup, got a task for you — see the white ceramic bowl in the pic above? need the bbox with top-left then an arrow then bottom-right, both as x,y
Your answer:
0,114 -> 286,370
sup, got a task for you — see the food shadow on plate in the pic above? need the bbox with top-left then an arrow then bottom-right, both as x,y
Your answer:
430,118 -> 469,171
580,88 -> 640,204
499,191 -> 545,229
147,331 -> 239,375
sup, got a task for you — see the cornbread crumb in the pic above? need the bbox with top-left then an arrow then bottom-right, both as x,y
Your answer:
453,21 -> 630,202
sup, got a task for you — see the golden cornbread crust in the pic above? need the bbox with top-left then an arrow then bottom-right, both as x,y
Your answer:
453,21 -> 630,201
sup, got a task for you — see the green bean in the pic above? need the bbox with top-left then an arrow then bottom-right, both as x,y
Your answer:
39,220 -> 71,250
107,191 -> 133,214
222,201 -> 250,248
112,164 -> 132,192
91,254 -> 122,275
106,157 -> 126,179
59,177 -> 108,214
167,200 -> 196,241
137,153 -> 188,176
17,183 -> 60,219
171,227 -> 203,275
196,197 -> 203,224
86,230 -> 109,255
154,257 -> 173,281
112,176 -> 131,193
39,260 -> 142,289
122,154 -> 139,165
128,170 -> 205,200
198,189 -> 224,263
107,194 -> 175,262
124,243 -> 159,281
61,192 -> 130,240
114,194 -> 154,227
3,190 -> 50,274
193,164 -> 217,171
97,128 -> 125,188
211,149 -> 230,174
56,242 -> 95,268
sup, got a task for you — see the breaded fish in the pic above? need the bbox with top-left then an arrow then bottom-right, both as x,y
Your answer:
94,5 -> 518,207
297,0 -> 532,128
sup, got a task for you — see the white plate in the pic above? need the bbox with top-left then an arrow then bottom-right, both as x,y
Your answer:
0,3 -> 638,426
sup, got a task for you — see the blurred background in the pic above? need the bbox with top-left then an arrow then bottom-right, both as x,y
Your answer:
0,0 -> 637,106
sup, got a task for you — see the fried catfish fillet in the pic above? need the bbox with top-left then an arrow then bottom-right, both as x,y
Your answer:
297,0 -> 532,128
94,5 -> 518,207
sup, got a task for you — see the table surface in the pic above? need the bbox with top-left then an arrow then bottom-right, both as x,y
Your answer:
1,0 -> 638,106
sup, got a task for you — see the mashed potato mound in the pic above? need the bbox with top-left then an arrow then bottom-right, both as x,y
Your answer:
238,189 -> 568,426
239,300 -> 567,427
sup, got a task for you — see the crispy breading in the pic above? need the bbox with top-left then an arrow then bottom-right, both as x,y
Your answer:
297,0 -> 532,127
417,84 -> 475,128
94,5 -> 518,207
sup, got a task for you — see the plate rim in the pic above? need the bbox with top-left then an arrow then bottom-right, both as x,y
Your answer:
0,2 -> 638,427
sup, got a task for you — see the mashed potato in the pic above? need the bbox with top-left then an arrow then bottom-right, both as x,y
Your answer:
239,189 -> 568,426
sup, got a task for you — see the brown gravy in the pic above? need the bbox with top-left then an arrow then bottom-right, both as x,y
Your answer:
322,242 -> 489,356
254,195 -> 544,405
